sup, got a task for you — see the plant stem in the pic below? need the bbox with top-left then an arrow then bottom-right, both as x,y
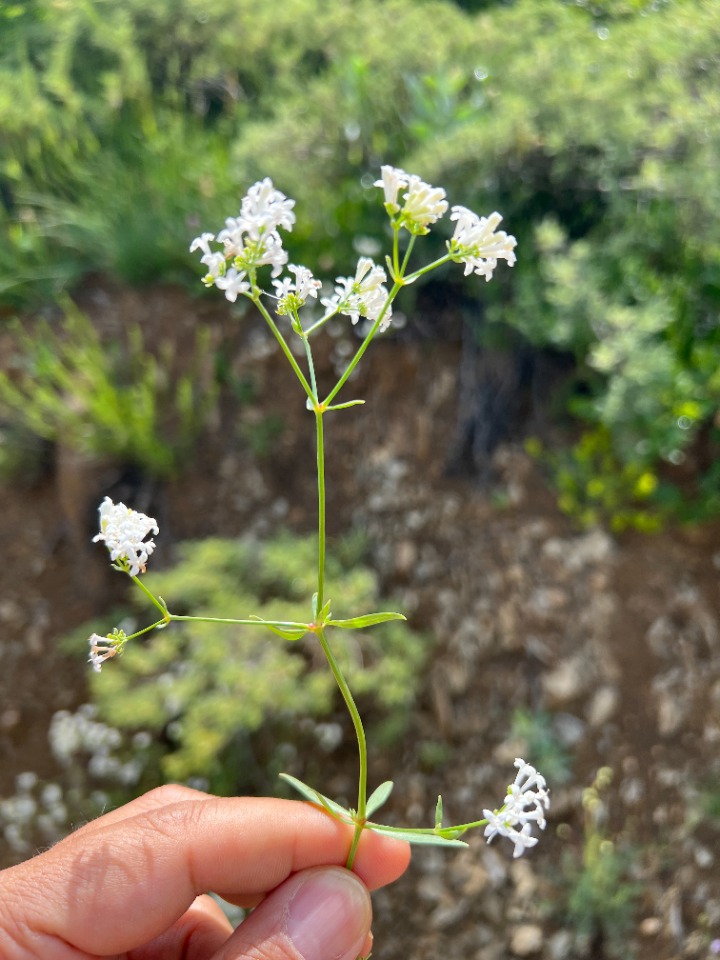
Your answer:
254,297 -> 315,402
323,281 -> 401,407
316,626 -> 368,867
170,615 -> 308,628
130,574 -> 169,618
315,408 -> 326,611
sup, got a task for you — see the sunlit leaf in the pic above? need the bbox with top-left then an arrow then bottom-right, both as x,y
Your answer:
327,612 -> 406,629
366,781 -> 394,818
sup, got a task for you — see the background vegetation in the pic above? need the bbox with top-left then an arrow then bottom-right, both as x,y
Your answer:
1,0 -> 718,527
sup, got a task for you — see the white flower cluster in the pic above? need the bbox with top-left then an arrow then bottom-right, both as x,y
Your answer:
190,178 -> 296,299
374,165 -> 448,234
92,496 -> 158,576
322,257 -> 392,331
87,632 -> 123,672
484,758 -> 550,858
375,165 -> 516,281
448,207 -> 517,281
273,264 -> 322,315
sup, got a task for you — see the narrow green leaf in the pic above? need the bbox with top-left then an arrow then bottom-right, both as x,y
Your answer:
326,399 -> 366,411
367,825 -> 468,848
318,599 -> 332,623
279,774 -> 353,821
327,612 -> 406,629
366,781 -> 394,818
435,795 -> 443,829
311,592 -> 319,619
248,617 -> 307,641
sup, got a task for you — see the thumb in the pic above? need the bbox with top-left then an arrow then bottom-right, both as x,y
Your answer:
214,866 -> 373,960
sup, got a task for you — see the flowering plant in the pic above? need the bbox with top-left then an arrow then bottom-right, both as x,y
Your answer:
88,166 -> 547,865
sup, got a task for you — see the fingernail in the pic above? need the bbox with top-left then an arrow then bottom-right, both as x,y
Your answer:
286,868 -> 371,960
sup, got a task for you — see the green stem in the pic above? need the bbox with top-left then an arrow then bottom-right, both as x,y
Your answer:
404,252 -> 453,285
170,615 -> 308,628
304,306 -> 340,338
130,574 -> 169,619
316,626 -> 368,866
125,618 -> 167,640
315,408 -> 326,611
323,281 -> 401,407
253,296 -> 315,401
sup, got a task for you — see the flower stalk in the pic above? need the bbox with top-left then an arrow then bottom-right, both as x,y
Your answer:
88,166 -> 549,864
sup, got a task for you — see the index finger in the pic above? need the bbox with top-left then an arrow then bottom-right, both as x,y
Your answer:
1,794 -> 410,958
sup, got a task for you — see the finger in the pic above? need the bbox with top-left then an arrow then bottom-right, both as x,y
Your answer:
211,867 -> 372,960
2,795 -> 410,957
57,784 -> 211,840
128,893 -> 233,960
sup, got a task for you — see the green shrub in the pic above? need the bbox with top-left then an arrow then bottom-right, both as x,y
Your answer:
85,533 -> 430,789
3,0 -> 719,523
0,299 -> 218,479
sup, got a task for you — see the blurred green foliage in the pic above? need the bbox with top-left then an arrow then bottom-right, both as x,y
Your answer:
1,0 -> 718,524
510,708 -> 573,785
558,768 -> 641,957
86,533 -> 429,790
0,299 -> 218,478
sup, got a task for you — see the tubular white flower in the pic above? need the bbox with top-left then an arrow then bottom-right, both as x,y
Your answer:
374,165 -> 409,214
401,175 -> 448,233
192,178 -> 295,290
448,206 -> 517,280
215,267 -> 251,302
93,497 -> 158,576
483,758 -> 550,858
273,265 -> 322,315
321,257 -> 393,330
375,166 -> 447,234
236,177 -> 296,240
88,634 -> 117,673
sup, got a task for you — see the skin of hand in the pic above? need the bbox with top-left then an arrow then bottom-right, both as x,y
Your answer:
0,784 -> 411,960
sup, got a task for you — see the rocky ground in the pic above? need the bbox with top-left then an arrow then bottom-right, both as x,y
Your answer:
1,283 -> 719,960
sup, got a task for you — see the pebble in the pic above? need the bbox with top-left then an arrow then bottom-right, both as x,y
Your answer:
510,924 -> 543,957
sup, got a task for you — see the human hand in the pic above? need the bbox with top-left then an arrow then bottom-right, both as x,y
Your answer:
0,784 -> 411,960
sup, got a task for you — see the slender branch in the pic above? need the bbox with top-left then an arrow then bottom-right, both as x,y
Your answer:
315,626 -> 368,864
170,615 -> 308,628
130,574 -> 169,618
315,409 -> 326,611
253,296 -> 315,401
323,281 -> 401,407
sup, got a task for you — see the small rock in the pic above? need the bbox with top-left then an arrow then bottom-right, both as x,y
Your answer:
639,917 -> 662,937
547,930 -> 574,960
586,685 -> 620,727
542,529 -> 614,571
694,845 -> 715,869
510,924 -> 543,957
542,657 -> 590,704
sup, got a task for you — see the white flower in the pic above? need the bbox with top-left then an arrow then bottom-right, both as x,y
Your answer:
401,175 -> 448,232
375,166 -> 447,234
374,165 -> 409,214
273,264 -> 322,315
92,497 -> 158,576
189,232 -> 225,280
448,206 -> 517,280
236,177 -> 296,240
322,257 -> 393,331
483,758 -> 550,858
192,178 -> 295,289
214,267 -> 251,302
252,230 -> 289,278
88,634 -> 118,673
189,232 -> 215,257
